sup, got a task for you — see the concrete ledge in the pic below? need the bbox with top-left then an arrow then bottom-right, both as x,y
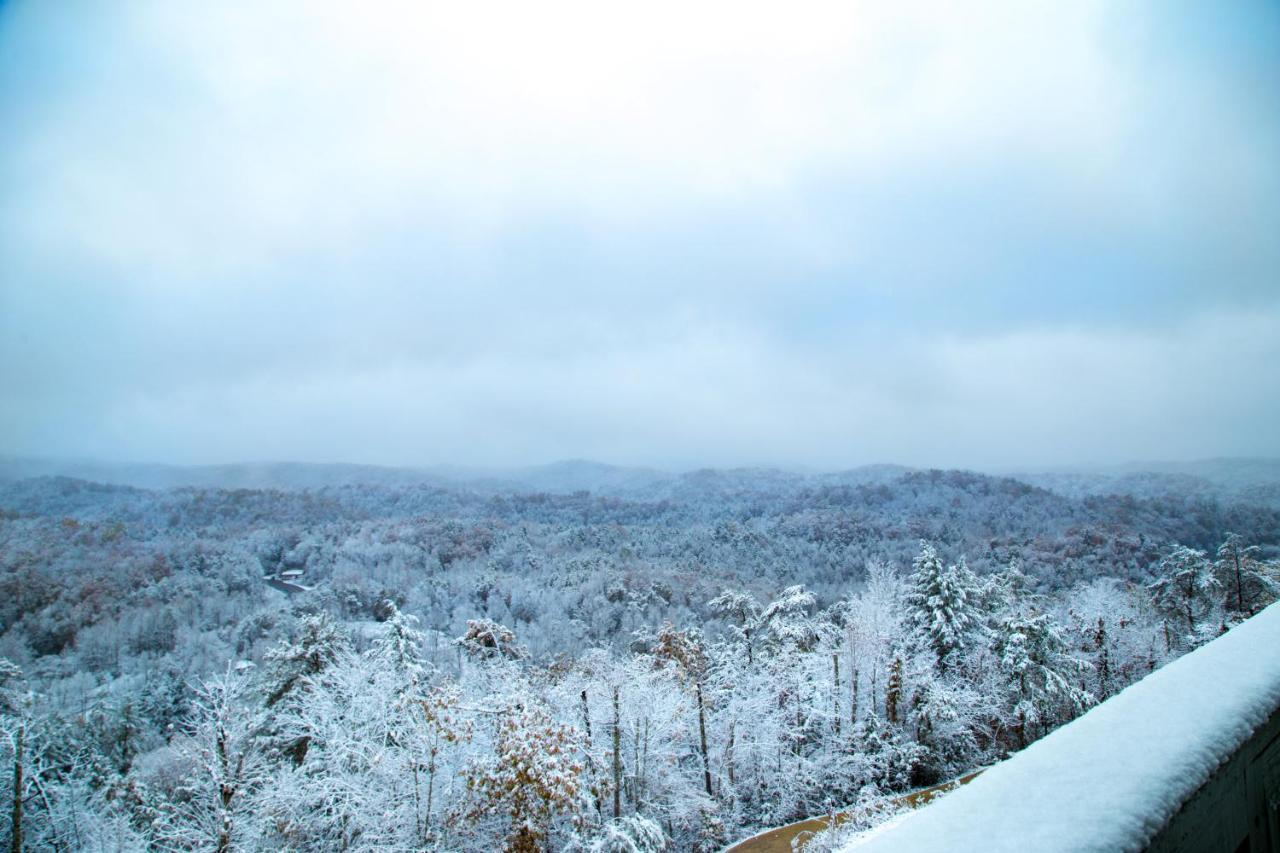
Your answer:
847,603 -> 1280,853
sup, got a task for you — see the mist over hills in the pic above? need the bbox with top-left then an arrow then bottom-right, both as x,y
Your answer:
0,456 -> 665,493
3,455 -> 1277,507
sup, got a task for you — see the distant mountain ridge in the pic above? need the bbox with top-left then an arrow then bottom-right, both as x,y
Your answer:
0,457 -> 679,495
1,455 -> 1277,505
1013,458 -> 1280,506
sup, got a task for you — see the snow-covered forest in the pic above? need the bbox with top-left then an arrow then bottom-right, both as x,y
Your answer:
6,0 -> 1280,847
1,464 -> 1278,851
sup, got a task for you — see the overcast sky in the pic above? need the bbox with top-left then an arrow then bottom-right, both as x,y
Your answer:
2,0 -> 1278,471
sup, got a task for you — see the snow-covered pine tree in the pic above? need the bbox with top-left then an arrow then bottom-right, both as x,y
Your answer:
263,612 -> 351,709
884,656 -> 903,725
1214,533 -> 1278,617
1148,546 -> 1221,651
369,600 -> 430,690
758,585 -> 821,654
707,590 -> 762,666
991,612 -> 1092,748
903,543 -> 981,675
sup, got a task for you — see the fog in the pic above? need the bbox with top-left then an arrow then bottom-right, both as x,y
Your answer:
2,0 -> 1278,470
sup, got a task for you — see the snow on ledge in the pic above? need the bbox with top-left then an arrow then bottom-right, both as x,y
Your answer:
846,602 -> 1280,853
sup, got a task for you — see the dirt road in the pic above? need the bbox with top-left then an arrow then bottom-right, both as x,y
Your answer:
724,769 -> 984,853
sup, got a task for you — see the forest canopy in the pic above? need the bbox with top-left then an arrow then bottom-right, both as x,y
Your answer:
0,463 -> 1277,850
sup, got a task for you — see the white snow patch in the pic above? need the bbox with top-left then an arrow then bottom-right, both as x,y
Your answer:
834,809 -> 911,848
844,602 -> 1280,853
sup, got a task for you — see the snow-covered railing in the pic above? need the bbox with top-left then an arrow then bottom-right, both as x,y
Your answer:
847,602 -> 1280,853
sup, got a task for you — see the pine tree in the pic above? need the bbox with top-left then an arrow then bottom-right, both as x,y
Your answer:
884,656 -> 903,725
264,613 -> 351,708
903,543 -> 980,674
1148,546 -> 1220,651
759,585 -> 821,654
708,590 -> 762,666
370,601 -> 429,689
262,613 -> 352,767
1215,534 -> 1277,617
992,613 -> 1092,748
853,713 -> 925,792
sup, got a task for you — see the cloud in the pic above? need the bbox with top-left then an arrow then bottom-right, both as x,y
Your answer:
5,308 -> 1276,470
1,0 -> 1278,467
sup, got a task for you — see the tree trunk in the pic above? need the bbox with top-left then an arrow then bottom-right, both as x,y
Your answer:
612,686 -> 621,819
580,689 -> 602,817
831,654 -> 841,738
1017,672 -> 1028,748
696,681 -> 713,798
215,721 -> 233,853
885,657 -> 902,725
871,660 -> 878,719
1233,550 -> 1245,613
1095,618 -> 1110,699
725,719 -> 736,787
632,722 -> 640,808
1182,575 -> 1195,638
411,760 -> 423,843
851,662 -> 859,727
425,743 -> 438,830
639,718 -> 649,810
10,722 -> 22,853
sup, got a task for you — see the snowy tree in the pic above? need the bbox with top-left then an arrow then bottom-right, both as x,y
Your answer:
903,544 -> 981,674
843,561 -> 903,723
1062,577 -> 1166,700
465,703 -> 586,853
979,560 -> 1028,625
707,590 -> 762,665
0,660 -> 29,853
1148,546 -> 1221,651
153,664 -> 266,852
1215,534 -> 1277,617
585,814 -> 666,853
905,666 -> 985,781
457,618 -> 529,661
992,613 -> 1092,748
369,600 -> 430,689
650,624 -> 714,799
259,651 -> 405,849
758,586 -> 822,654
852,713 -> 925,792
414,682 -> 472,841
262,613 -> 351,766
263,612 -> 350,709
